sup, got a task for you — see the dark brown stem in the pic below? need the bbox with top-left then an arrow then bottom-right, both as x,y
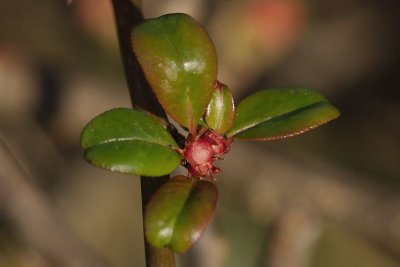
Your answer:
111,1 -> 176,266
111,0 -> 166,116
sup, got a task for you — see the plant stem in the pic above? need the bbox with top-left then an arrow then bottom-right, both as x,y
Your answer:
111,1 -> 176,266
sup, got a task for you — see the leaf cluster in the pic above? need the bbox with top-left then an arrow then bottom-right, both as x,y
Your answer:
80,13 -> 339,253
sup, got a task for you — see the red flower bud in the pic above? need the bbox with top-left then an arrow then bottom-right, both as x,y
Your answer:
183,130 -> 233,179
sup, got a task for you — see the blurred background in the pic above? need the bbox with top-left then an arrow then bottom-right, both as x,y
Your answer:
0,0 -> 399,266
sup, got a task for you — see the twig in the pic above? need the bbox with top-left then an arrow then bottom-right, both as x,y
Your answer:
0,135 -> 109,267
111,0 -> 166,117
266,206 -> 321,267
111,0 -> 176,266
224,143 -> 400,260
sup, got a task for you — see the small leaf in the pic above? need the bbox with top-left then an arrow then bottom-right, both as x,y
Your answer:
81,108 -> 181,176
205,82 -> 235,134
226,89 -> 340,140
145,176 -> 218,253
132,13 -> 218,133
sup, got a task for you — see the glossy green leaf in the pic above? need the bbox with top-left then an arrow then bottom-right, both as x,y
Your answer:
226,89 -> 340,140
205,82 -> 235,134
145,176 -> 218,253
132,13 -> 218,133
80,108 -> 181,176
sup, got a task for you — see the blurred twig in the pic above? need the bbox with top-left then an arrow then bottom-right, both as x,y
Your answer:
0,134 -> 108,267
265,206 -> 321,267
223,143 -> 400,261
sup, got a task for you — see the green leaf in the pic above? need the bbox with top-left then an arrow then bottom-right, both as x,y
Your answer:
145,176 -> 218,253
80,108 -> 181,176
205,82 -> 235,134
132,13 -> 218,133
226,89 -> 340,140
